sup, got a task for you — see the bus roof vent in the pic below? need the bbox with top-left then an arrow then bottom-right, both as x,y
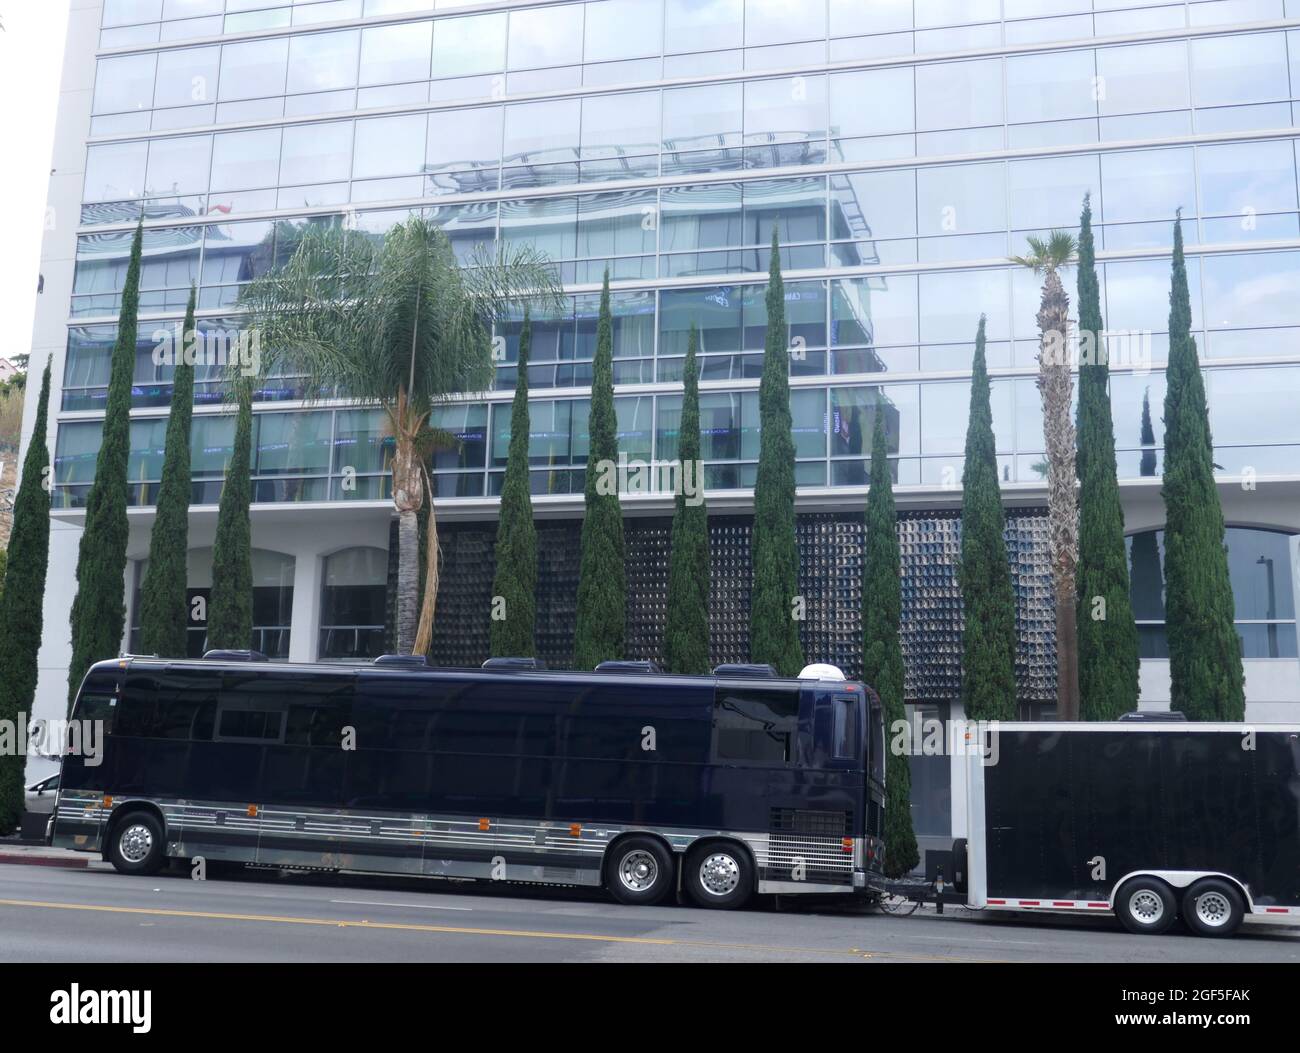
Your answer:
594,660 -> 661,674
798,663 -> 846,681
713,663 -> 778,679
1118,710 -> 1188,722
202,649 -> 269,662
482,656 -> 547,671
373,654 -> 430,667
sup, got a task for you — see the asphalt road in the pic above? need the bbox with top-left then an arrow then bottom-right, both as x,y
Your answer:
2,862 -> 1299,963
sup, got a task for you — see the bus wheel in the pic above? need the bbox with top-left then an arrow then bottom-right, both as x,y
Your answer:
1181,878 -> 1245,938
1115,876 -> 1177,935
605,836 -> 675,906
107,811 -> 166,876
685,842 -> 753,910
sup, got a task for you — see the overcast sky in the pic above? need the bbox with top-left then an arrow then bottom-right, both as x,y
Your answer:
0,2 -> 72,370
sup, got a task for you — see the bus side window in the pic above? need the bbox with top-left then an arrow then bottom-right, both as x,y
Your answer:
713,688 -> 799,764
832,696 -> 858,760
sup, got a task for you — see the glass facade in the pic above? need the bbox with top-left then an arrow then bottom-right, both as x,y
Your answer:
60,1 -> 1300,510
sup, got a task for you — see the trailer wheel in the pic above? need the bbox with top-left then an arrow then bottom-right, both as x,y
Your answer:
604,836 -> 675,906
1115,876 -> 1177,935
1181,878 -> 1245,938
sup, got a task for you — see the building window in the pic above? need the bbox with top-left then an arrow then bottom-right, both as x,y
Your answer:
319,547 -> 388,661
1127,527 -> 1299,659
130,548 -> 294,658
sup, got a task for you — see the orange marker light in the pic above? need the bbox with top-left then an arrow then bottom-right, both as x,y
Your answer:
247,804 -> 259,818
478,818 -> 490,831
569,823 -> 582,837
101,795 -> 113,809
841,837 -> 853,853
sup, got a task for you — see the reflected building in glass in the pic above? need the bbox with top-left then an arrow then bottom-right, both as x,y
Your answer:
21,1 -> 1300,847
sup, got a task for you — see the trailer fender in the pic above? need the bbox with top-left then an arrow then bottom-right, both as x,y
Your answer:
1109,870 -> 1252,911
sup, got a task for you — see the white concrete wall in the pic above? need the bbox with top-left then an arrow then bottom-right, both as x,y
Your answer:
21,1 -> 102,784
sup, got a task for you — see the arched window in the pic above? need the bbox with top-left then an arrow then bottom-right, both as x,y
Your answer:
319,546 -> 388,661
130,548 -> 295,657
1126,527 -> 1299,659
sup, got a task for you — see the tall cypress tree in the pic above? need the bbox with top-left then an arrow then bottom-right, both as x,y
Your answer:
750,231 -> 804,676
573,272 -> 625,668
67,221 -> 142,710
1139,388 -> 1157,478
663,323 -> 711,674
1075,196 -> 1140,719
1162,214 -> 1244,720
490,312 -> 537,657
206,378 -> 254,650
960,316 -> 1018,722
862,401 -> 919,876
0,358 -> 53,832
138,286 -> 197,657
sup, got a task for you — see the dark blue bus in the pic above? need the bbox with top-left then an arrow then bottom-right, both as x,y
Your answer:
54,656 -> 886,909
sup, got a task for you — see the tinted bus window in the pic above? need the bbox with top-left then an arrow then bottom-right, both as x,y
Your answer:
832,696 -> 858,760
217,708 -> 284,742
713,686 -> 799,764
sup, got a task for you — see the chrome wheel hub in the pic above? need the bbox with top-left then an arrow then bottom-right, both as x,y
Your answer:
1195,891 -> 1231,927
618,850 -> 659,893
119,823 -> 153,864
699,852 -> 741,897
1129,889 -> 1164,925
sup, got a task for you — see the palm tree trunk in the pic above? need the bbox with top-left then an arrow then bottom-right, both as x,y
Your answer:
395,507 -> 420,655
390,403 -> 425,655
413,465 -> 440,657
1037,267 -> 1081,720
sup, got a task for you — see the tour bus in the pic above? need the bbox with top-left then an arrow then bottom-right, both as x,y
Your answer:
54,654 -> 887,910
953,721 -> 1300,937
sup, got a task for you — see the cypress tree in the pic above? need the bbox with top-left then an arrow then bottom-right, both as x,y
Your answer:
1162,214 -> 1244,720
1139,388 -> 1157,478
67,221 -> 142,710
206,378 -> 254,650
959,316 -> 1018,722
1075,196 -> 1140,719
572,272 -> 626,668
663,323 -> 710,674
138,286 -> 197,657
862,401 -> 919,877
489,312 -> 537,657
750,231 -> 804,676
0,358 -> 53,832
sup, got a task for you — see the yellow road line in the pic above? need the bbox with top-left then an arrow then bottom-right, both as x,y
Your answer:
0,897 -> 1002,962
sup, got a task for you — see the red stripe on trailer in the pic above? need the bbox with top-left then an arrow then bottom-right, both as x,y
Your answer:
1051,900 -> 1073,907
1265,907 -> 1290,914
1087,902 -> 1109,909
1020,900 -> 1041,906
988,898 -> 1006,905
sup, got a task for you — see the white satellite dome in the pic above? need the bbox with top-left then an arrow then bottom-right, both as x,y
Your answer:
798,663 -> 847,681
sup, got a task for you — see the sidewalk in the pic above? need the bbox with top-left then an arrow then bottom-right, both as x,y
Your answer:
0,841 -> 100,869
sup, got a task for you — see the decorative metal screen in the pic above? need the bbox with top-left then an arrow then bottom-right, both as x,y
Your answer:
421,508 -> 1057,703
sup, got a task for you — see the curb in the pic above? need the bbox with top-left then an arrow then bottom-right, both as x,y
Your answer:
0,852 -> 91,869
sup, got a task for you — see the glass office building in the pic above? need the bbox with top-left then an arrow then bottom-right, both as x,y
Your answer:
21,2 -> 1300,840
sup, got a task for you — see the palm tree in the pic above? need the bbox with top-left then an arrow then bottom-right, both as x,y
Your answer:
1011,231 -> 1081,720
239,216 -> 561,655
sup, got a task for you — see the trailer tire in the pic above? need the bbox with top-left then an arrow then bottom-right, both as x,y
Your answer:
1115,876 -> 1177,935
951,839 -> 968,894
1181,878 -> 1245,938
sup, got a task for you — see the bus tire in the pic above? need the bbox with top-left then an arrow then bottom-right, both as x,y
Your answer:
684,841 -> 753,910
107,810 -> 166,876
604,836 -> 675,906
1181,878 -> 1245,938
1115,876 -> 1177,935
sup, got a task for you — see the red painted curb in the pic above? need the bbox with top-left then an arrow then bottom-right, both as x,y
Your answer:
0,853 -> 89,869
